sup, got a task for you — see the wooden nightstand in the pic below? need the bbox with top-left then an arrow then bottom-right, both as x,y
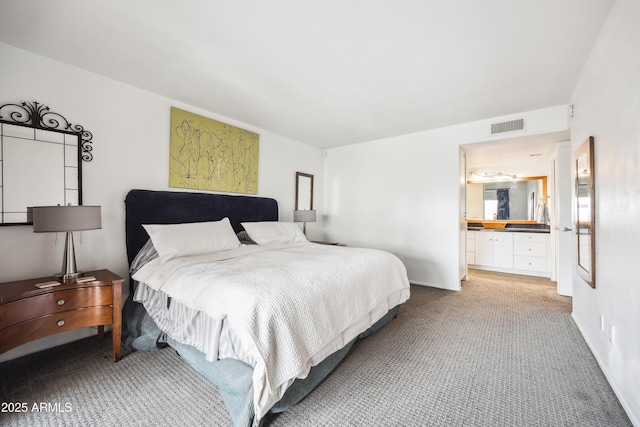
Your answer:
0,269 -> 124,362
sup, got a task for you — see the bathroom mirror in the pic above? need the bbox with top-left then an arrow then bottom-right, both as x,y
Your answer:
575,136 -> 595,288
0,101 -> 93,225
466,176 -> 547,221
295,172 -> 314,211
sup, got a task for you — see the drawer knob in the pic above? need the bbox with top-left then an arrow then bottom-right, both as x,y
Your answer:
57,299 -> 66,306
57,320 -> 65,327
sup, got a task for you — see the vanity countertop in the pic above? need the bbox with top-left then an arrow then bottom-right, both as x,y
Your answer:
467,226 -> 550,233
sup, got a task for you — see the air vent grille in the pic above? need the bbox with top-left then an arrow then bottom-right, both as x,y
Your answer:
491,118 -> 525,135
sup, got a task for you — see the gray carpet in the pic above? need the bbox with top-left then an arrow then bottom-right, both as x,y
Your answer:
0,270 -> 631,426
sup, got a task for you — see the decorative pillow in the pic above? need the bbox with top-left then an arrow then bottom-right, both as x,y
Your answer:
143,218 -> 241,263
241,221 -> 307,245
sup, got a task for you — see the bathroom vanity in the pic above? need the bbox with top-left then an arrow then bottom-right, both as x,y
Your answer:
467,225 -> 551,278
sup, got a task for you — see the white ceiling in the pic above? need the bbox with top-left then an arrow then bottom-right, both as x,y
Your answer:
0,1 -> 613,150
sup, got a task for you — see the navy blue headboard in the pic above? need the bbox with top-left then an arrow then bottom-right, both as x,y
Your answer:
124,189 -> 278,266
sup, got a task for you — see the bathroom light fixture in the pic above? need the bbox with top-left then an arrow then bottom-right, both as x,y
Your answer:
470,171 -> 518,180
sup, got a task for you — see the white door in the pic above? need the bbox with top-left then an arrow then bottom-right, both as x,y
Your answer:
555,143 -> 573,296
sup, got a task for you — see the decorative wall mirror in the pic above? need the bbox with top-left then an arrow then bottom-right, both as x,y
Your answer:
295,172 -> 314,210
575,136 -> 595,288
0,101 -> 94,225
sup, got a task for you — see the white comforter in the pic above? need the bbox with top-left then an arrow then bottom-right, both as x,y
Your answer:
132,242 -> 410,420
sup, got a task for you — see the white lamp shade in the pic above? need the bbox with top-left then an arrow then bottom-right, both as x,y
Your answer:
293,210 -> 316,223
32,205 -> 102,232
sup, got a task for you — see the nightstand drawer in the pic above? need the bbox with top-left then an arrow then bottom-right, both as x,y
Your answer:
0,306 -> 114,354
0,286 -> 113,330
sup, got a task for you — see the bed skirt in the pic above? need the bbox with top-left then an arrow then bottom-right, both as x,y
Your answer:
123,295 -> 399,426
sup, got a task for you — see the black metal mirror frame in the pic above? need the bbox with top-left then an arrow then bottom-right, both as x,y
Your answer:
0,101 -> 94,225
575,136 -> 596,288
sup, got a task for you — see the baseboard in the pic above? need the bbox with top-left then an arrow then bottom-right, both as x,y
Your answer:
469,264 -> 551,278
409,280 -> 456,290
572,312 -> 638,426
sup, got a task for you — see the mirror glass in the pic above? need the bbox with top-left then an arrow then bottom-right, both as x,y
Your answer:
467,176 -> 547,221
575,137 -> 595,288
0,101 -> 87,225
295,172 -> 313,210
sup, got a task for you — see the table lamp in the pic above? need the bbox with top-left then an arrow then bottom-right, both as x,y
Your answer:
32,205 -> 102,281
293,209 -> 316,236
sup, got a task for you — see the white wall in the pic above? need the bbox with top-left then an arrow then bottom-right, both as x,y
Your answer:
0,43 -> 324,360
568,0 -> 640,423
324,105 -> 569,290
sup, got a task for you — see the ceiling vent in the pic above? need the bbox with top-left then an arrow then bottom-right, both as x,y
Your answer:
490,118 -> 525,135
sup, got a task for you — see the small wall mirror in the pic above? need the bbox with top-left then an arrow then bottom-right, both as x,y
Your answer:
295,172 -> 314,210
575,136 -> 595,288
466,176 -> 547,221
0,101 -> 93,225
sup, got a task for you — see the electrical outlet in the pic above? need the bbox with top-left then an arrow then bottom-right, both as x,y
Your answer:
600,314 -> 605,331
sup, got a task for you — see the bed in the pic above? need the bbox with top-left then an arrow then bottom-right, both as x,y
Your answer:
123,189 -> 410,426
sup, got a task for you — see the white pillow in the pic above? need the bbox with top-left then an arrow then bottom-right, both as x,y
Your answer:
241,221 -> 307,245
143,218 -> 240,263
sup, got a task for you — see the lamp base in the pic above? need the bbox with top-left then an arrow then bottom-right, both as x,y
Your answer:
54,271 -> 84,282
58,231 -> 82,282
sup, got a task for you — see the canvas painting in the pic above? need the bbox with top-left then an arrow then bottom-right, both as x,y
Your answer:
169,107 -> 259,194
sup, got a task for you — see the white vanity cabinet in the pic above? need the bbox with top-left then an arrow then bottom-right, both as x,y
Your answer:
466,232 -> 475,265
493,232 -> 514,269
469,230 -> 550,277
472,231 -> 513,269
474,231 -> 494,266
513,233 -> 548,273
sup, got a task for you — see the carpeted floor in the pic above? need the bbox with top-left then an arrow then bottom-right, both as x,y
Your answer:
0,269 -> 631,426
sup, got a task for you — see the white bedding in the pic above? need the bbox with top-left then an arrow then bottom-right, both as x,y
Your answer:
132,241 -> 410,421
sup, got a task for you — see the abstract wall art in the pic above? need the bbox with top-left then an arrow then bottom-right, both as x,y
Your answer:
169,107 -> 259,194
